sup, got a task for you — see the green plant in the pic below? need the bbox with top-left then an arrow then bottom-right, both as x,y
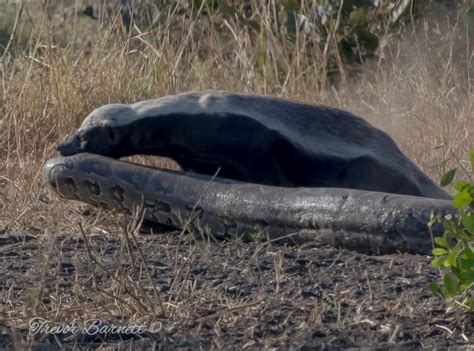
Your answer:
430,151 -> 474,311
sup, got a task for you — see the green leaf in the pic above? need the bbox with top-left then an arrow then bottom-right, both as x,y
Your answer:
461,210 -> 474,235
443,255 -> 453,268
431,255 -> 446,268
440,169 -> 456,187
429,282 -> 443,296
432,248 -> 448,256
453,191 -> 474,209
445,244 -> 461,267
456,263 -> 474,283
454,180 -> 471,192
443,219 -> 457,235
434,236 -> 448,248
443,274 -> 460,296
464,247 -> 474,260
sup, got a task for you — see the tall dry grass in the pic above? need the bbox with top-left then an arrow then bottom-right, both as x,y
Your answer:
0,2 -> 472,234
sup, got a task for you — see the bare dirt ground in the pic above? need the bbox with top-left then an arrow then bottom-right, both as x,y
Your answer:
0,214 -> 472,349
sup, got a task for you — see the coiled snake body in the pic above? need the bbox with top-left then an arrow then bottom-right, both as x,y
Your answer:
43,91 -> 454,254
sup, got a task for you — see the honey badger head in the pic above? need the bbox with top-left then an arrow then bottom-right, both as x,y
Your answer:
57,104 -> 137,158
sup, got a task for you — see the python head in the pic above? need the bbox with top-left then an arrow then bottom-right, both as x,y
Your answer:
57,104 -> 137,158
43,153 -> 117,207
43,156 -> 81,200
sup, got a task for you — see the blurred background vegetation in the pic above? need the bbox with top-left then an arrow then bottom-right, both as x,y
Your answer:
1,1 -> 472,84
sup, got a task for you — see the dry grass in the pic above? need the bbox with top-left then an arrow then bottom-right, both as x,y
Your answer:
0,1 -> 472,348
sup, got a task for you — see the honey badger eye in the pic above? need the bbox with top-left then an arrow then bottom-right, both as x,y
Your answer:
76,132 -> 89,151
78,133 -> 88,147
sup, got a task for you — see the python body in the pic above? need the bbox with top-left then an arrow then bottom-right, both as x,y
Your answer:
43,91 -> 454,254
